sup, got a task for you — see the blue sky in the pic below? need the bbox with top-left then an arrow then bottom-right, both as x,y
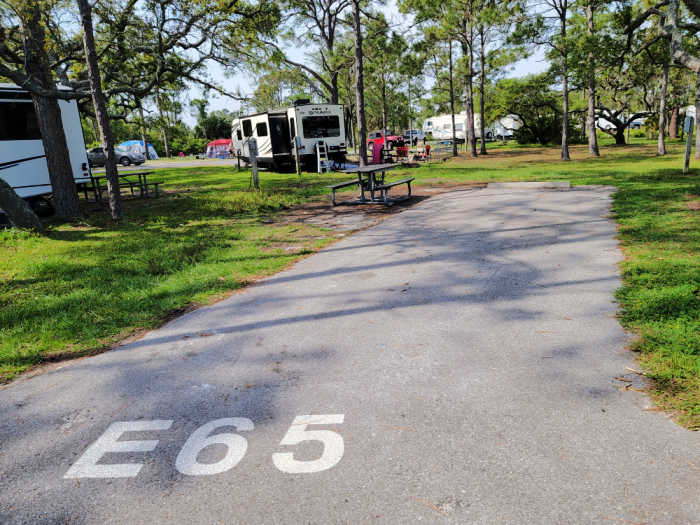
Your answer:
182,1 -> 549,126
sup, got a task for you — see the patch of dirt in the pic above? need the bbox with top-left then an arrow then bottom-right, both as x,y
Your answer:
686,199 -> 700,211
275,181 -> 487,231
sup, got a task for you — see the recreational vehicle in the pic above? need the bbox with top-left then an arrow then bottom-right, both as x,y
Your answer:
422,112 -> 520,141
422,111 -> 484,140
0,84 -> 91,209
232,101 -> 347,171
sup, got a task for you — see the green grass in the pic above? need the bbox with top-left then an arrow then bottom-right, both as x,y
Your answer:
2,140 -> 698,428
0,168 -> 339,381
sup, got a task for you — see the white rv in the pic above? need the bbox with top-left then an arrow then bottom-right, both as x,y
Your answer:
422,111 -> 484,140
0,84 -> 91,207
232,100 -> 347,171
422,111 -> 520,141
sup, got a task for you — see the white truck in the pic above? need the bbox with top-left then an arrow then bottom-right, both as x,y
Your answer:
0,84 -> 91,211
232,100 -> 347,171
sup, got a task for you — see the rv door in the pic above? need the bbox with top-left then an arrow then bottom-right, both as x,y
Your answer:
269,115 -> 292,155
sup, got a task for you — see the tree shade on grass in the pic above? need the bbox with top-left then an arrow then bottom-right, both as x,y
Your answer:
1,138 -> 698,427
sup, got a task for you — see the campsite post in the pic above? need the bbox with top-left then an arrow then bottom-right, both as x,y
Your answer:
249,138 -> 260,190
684,116 -> 694,174
294,136 -> 302,179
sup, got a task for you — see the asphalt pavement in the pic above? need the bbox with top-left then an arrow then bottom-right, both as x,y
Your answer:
1,186 -> 698,524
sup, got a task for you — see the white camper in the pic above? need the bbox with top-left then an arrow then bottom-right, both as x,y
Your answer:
423,111 -> 520,141
232,100 -> 347,171
0,84 -> 91,205
422,111 -> 485,140
487,115 -> 521,140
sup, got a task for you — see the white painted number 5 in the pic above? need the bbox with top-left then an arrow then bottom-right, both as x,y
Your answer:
272,414 -> 344,474
175,417 -> 253,476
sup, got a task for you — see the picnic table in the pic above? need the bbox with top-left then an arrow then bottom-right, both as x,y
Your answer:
84,171 -> 163,202
328,163 -> 414,206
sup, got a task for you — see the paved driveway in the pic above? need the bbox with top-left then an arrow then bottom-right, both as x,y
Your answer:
1,187 -> 698,524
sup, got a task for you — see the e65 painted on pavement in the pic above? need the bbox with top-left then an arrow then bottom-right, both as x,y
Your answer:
64,414 -> 345,479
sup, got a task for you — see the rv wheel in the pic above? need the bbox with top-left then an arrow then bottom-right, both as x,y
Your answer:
120,156 -> 131,167
28,196 -> 55,217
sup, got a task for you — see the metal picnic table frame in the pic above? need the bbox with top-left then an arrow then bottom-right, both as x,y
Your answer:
86,171 -> 162,202
328,163 -> 414,206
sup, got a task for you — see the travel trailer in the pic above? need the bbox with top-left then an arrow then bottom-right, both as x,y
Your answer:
232,101 -> 347,171
0,84 -> 91,207
422,111 -> 520,140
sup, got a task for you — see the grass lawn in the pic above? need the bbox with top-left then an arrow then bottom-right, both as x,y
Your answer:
0,169 -> 341,381
1,137 -> 698,428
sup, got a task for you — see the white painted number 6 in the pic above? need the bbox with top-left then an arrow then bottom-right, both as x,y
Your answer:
272,414 -> 344,474
175,417 -> 253,476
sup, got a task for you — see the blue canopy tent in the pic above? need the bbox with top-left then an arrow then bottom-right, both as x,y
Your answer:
118,140 -> 159,160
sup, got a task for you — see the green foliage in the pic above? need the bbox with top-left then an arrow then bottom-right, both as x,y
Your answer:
194,110 -> 235,140
491,73 -> 562,145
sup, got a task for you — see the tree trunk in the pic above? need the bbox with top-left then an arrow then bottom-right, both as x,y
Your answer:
156,95 -> 171,158
352,0 -> 367,166
463,25 -> 477,158
696,70 -> 700,159
560,10 -> 571,161
330,71 -> 339,104
586,0 -> 600,157
18,3 -> 80,218
0,178 -> 43,232
77,0 -> 122,221
449,41 -> 457,157
658,61 -> 669,155
137,102 -> 150,161
614,127 -> 626,145
381,76 -> 387,143
478,26 -> 487,155
669,105 -> 679,139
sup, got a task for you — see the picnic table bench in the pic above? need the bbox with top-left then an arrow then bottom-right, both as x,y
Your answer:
328,163 -> 414,206
83,171 -> 163,202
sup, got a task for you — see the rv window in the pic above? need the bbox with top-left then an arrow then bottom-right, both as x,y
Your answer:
442,123 -> 451,130
0,101 -> 41,141
256,122 -> 268,136
425,121 -> 432,127
290,118 -> 295,138
455,123 -> 464,131
236,129 -> 242,140
242,119 -> 252,137
301,115 -> 340,138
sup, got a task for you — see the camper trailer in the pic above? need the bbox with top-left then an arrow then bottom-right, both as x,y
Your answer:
232,101 -> 346,171
0,84 -> 91,208
422,111 -> 520,141
422,111 -> 484,140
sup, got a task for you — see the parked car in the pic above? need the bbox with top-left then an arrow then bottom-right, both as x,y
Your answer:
403,129 -> 426,144
367,130 -> 404,150
87,146 -> 145,167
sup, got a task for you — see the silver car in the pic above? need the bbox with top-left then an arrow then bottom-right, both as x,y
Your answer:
87,147 -> 145,167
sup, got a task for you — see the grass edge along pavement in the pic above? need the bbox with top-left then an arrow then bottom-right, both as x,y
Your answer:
0,168 -> 343,383
1,140 -> 699,430
398,140 -> 699,430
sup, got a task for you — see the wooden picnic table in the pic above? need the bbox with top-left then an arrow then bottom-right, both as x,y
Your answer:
85,171 -> 163,202
328,163 -> 414,206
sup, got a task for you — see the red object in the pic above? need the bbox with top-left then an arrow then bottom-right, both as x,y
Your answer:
371,142 -> 383,164
207,138 -> 232,146
396,146 -> 408,158
425,145 -> 431,155
178,151 -> 185,157
367,130 -> 403,149
206,139 -> 233,158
